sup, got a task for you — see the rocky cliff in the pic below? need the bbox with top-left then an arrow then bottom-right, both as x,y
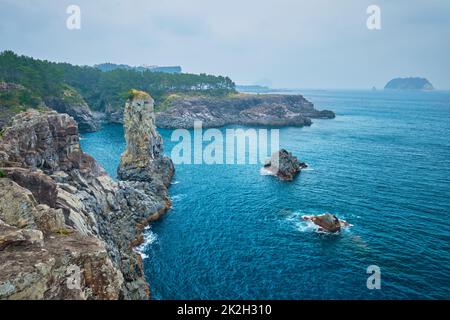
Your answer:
155,94 -> 335,129
118,90 -> 174,186
0,99 -> 172,299
0,82 -> 99,132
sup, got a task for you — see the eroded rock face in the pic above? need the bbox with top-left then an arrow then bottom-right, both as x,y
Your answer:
156,94 -> 335,129
302,213 -> 352,233
0,108 -> 172,299
263,149 -> 307,181
118,90 -> 174,186
44,87 -> 100,132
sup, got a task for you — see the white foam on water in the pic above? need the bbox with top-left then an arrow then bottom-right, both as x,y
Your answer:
134,226 -> 158,260
259,167 -> 275,176
171,180 -> 180,185
171,194 -> 187,202
289,211 -> 353,234
295,219 -> 319,233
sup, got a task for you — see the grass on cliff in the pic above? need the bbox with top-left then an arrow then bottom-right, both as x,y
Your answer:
155,91 -> 243,112
0,169 -> 6,178
55,228 -> 74,236
127,89 -> 152,101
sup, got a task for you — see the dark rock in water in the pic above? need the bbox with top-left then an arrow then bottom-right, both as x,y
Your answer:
302,213 -> 352,233
263,149 -> 307,181
155,94 -> 335,129
0,106 -> 173,299
118,90 -> 174,187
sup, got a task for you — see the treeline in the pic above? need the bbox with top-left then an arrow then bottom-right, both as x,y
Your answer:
0,51 -> 235,110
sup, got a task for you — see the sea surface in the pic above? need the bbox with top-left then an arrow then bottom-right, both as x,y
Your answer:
81,90 -> 450,299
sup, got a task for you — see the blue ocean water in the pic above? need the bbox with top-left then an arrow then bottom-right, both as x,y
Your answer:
81,90 -> 450,300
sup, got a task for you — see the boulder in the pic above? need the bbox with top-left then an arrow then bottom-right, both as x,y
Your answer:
263,149 -> 307,181
155,93 -> 335,129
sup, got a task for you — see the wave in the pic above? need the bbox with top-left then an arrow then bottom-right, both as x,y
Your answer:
171,180 -> 180,185
171,194 -> 187,202
259,167 -> 274,176
134,226 -> 158,259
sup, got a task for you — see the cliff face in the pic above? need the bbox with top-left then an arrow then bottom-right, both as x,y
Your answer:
263,149 -> 307,181
104,93 -> 335,129
0,105 -> 172,299
0,82 -> 99,132
44,87 -> 100,132
155,94 -> 335,129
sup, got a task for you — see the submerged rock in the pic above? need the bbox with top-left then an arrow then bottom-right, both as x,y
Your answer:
302,213 -> 352,233
263,149 -> 307,181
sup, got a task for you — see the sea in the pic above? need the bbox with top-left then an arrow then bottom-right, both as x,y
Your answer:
80,89 -> 450,299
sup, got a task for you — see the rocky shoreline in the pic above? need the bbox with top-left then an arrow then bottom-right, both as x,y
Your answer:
98,93 -> 335,129
2,83 -> 335,133
0,91 -> 173,299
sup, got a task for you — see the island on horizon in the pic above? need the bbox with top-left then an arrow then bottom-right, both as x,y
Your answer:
384,77 -> 434,91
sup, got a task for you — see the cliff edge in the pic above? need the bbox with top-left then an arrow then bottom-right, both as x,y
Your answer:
155,93 -> 335,129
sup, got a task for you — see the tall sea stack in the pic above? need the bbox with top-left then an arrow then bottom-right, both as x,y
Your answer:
118,90 -> 174,186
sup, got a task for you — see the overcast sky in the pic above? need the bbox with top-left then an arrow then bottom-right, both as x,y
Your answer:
1,0 -> 449,89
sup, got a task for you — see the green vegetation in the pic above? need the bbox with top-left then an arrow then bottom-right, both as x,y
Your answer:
0,50 -> 236,112
127,89 -> 151,101
0,84 -> 42,110
0,169 -> 6,178
55,228 -> 74,236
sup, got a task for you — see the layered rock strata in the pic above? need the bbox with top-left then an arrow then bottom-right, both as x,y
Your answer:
0,100 -> 172,299
155,94 -> 335,129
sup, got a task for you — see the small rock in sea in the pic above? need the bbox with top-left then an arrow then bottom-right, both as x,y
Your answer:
302,213 -> 352,233
263,149 -> 307,181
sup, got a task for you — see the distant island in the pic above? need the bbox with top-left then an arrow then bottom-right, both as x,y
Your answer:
95,63 -> 182,74
384,77 -> 434,91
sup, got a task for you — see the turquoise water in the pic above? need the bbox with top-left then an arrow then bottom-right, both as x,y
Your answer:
81,90 -> 450,300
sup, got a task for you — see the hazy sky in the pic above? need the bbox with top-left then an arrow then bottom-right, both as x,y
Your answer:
1,0 -> 449,89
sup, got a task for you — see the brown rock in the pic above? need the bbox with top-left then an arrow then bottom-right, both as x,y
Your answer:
303,213 -> 351,233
